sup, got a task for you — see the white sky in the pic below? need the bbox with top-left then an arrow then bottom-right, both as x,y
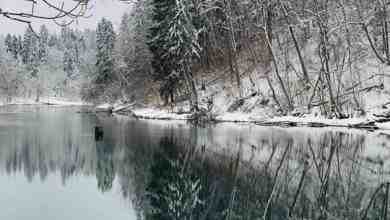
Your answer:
0,0 -> 133,35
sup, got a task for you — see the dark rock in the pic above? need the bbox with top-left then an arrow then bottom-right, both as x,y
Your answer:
95,126 -> 104,141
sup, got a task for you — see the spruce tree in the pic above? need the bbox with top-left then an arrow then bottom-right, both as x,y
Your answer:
148,0 -> 177,81
4,34 -> 19,60
11,35 -> 19,59
4,34 -> 13,54
22,28 -> 33,64
148,0 -> 181,105
148,0 -> 202,110
48,35 -> 57,48
22,27 -> 39,76
38,25 -> 49,63
95,18 -> 116,85
17,36 -> 23,58
63,49 -> 75,78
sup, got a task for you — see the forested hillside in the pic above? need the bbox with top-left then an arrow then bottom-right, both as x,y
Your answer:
1,0 -> 390,120
0,25 -> 96,103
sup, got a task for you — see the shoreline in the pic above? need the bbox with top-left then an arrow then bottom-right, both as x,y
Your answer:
3,101 -> 390,132
0,98 -> 90,107
118,107 -> 390,131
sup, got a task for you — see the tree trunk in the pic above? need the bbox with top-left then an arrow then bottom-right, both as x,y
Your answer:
226,0 -> 241,97
281,3 -> 310,84
362,24 -> 387,64
261,3 -> 293,111
183,60 -> 199,112
264,31 -> 293,111
317,11 -> 343,117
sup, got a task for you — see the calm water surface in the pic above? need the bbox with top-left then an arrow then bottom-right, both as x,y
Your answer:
0,105 -> 390,219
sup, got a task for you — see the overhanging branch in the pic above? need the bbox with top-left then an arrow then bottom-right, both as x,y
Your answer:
0,0 -> 91,29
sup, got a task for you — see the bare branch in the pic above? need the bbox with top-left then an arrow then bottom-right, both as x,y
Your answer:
0,0 -> 91,29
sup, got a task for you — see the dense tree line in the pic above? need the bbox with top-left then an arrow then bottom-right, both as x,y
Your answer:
2,0 -> 389,117
0,25 -> 96,102
82,0 -> 389,117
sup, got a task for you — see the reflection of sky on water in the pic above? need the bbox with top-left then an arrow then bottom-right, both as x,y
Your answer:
0,174 -> 136,220
0,106 -> 136,220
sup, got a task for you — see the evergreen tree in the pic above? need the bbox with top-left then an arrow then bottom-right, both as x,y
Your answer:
60,27 -> 85,79
118,12 -> 132,66
115,2 -> 153,102
22,27 -> 39,76
4,34 -> 13,54
11,35 -> 19,59
148,0 -> 202,110
148,0 -> 176,81
60,26 -> 70,49
4,34 -> 20,60
22,28 -> 33,64
148,0 -> 180,105
166,0 -> 203,110
95,18 -> 116,85
17,36 -> 23,57
38,25 -> 49,63
63,49 -> 75,77
48,35 -> 57,48
72,30 -> 86,65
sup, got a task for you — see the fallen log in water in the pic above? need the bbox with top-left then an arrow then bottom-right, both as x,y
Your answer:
112,104 -> 138,118
347,121 -> 378,130
114,110 -> 138,118
373,110 -> 390,123
372,117 -> 390,123
255,121 -> 298,127
76,103 -> 139,118
112,103 -> 136,112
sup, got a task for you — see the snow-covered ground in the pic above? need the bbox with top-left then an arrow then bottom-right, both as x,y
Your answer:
132,108 -> 191,120
97,91 -> 390,131
95,103 -> 390,131
93,79 -> 390,130
3,96 -> 386,131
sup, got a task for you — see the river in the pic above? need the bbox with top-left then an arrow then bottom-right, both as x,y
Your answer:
0,105 -> 389,219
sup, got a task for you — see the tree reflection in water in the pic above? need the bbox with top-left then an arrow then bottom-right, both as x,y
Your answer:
1,108 -> 390,220
142,131 -> 390,220
96,136 -> 115,192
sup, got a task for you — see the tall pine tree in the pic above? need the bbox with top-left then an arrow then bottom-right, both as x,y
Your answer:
63,49 -> 75,78
148,0 -> 182,105
95,18 -> 116,85
38,25 -> 49,63
4,34 -> 13,54
11,35 -> 19,60
22,27 -> 40,77
148,0 -> 203,110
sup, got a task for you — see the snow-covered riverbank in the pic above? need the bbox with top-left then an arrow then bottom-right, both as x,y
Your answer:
3,97 -> 390,131
93,102 -> 390,131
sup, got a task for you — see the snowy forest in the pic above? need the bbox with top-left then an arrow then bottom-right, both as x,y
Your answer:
2,0 -> 390,121
4,1 -> 390,220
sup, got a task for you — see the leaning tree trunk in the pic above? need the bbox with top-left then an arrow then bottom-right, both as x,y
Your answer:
264,30 -> 293,111
318,23 -> 343,118
281,3 -> 310,85
261,3 -> 293,112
